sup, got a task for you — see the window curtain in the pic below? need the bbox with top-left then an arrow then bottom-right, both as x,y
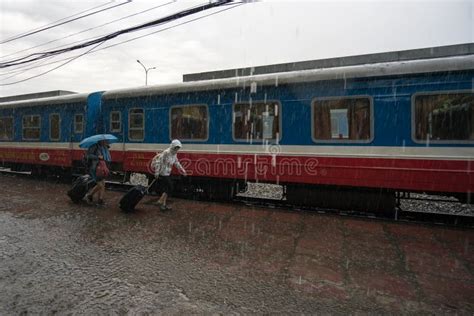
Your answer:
314,102 -> 331,139
171,116 -> 183,139
415,96 -> 434,140
348,100 -> 370,140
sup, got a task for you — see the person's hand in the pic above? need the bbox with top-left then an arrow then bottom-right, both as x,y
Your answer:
98,154 -> 104,160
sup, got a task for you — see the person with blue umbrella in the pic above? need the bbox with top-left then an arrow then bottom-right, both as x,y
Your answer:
80,134 -> 117,205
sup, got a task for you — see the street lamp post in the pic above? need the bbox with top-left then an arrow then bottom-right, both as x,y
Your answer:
136,59 -> 156,86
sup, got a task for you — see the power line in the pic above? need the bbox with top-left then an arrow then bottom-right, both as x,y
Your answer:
97,3 -> 245,53
0,55 -> 58,80
0,32 -> 106,67
0,34 -> 106,76
0,42 -> 106,86
0,2 -> 195,77
0,0 -> 236,69
0,1 -> 114,42
1,3 -> 244,80
0,0 -> 132,45
0,0 -> 177,61
0,2 -> 244,86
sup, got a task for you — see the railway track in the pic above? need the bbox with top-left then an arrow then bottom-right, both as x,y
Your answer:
103,175 -> 474,229
1,168 -> 473,228
233,196 -> 474,228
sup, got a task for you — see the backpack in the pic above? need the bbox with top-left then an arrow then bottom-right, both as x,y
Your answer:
96,160 -> 110,178
151,152 -> 163,175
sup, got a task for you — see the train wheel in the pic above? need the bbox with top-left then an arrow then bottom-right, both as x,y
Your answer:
456,192 -> 473,204
286,184 -> 396,215
31,165 -> 45,179
208,183 -> 235,201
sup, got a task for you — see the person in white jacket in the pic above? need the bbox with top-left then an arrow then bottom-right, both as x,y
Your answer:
152,139 -> 187,211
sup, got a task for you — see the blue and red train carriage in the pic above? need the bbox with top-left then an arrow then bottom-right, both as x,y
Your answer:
0,44 -> 473,211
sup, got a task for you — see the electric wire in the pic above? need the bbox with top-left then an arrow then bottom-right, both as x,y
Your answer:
2,2 -> 244,77
1,1 -> 197,64
0,0 -> 176,61
0,56 -> 58,80
1,3 -> 243,81
1,1 -> 114,42
0,42 -> 106,86
0,2 -> 244,85
97,3 -> 244,53
0,2 -> 206,78
0,0 -> 132,44
0,0 -> 235,69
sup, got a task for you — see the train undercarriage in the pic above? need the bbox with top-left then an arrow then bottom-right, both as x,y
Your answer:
1,160 -> 471,214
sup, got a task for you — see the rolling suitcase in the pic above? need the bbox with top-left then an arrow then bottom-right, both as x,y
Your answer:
67,175 -> 96,203
119,180 -> 155,212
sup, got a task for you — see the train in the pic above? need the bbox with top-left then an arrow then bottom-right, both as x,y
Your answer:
0,43 -> 473,213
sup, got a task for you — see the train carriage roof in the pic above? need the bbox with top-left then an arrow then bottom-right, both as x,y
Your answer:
183,43 -> 474,82
103,52 -> 474,100
0,92 -> 91,109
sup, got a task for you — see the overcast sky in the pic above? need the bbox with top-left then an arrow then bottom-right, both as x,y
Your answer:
0,0 -> 472,97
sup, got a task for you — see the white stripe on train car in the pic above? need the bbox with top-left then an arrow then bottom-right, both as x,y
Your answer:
0,142 -> 473,160
120,143 -> 474,160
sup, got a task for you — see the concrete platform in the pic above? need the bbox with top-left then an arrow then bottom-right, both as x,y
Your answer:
0,175 -> 472,314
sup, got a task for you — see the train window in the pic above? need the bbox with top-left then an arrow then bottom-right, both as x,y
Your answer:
129,108 -> 144,141
49,114 -> 60,141
0,117 -> 14,141
110,111 -> 121,132
312,97 -> 372,142
22,115 -> 41,140
170,105 -> 208,140
74,114 -> 83,134
233,101 -> 280,141
414,92 -> 474,142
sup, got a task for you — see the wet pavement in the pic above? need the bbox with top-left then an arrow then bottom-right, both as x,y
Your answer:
0,174 -> 473,314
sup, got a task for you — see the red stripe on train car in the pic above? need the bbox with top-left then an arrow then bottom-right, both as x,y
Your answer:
5,147 -> 470,194
0,147 -> 72,167
110,150 -> 473,194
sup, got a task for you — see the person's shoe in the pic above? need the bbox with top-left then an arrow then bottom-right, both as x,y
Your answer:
86,194 -> 93,203
97,199 -> 105,206
160,205 -> 172,212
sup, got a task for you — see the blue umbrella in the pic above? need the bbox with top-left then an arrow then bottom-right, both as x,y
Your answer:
79,134 -> 118,148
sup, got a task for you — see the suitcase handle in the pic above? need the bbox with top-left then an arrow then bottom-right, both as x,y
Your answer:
146,179 -> 157,194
